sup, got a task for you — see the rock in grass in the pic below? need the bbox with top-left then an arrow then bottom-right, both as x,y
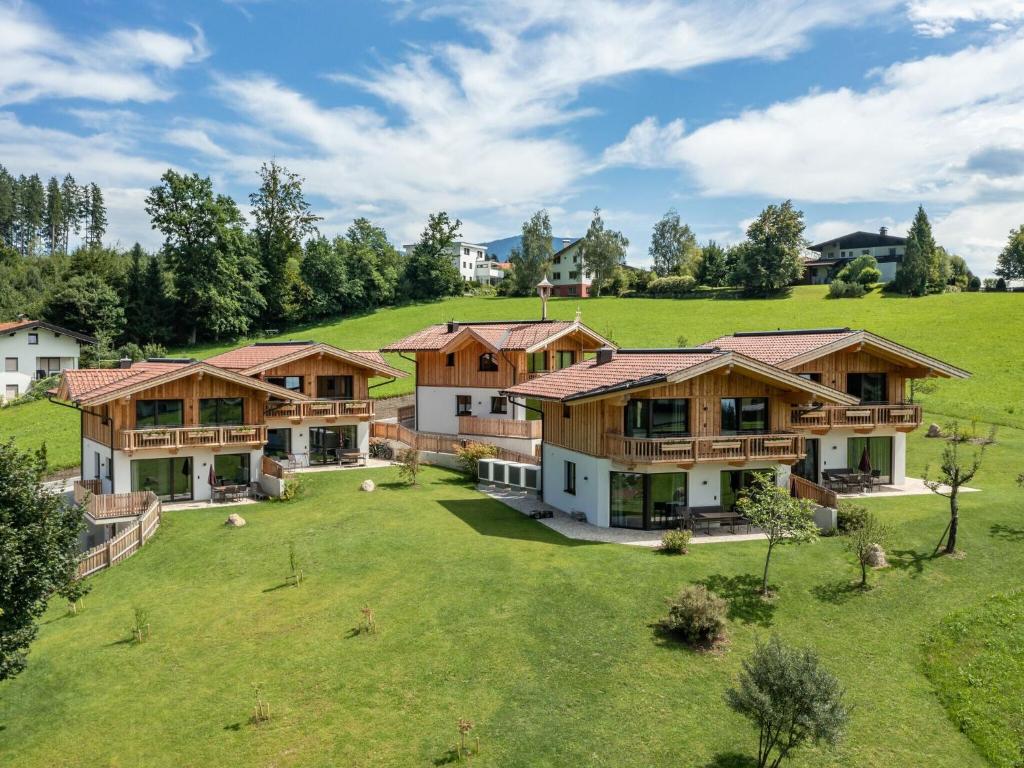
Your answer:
927,423 -> 943,438
360,479 -> 376,492
225,513 -> 246,527
866,543 -> 887,567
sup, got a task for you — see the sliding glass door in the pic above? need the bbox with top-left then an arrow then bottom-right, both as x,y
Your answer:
847,436 -> 893,482
309,425 -> 358,465
720,470 -> 769,511
131,457 -> 192,501
609,471 -> 688,529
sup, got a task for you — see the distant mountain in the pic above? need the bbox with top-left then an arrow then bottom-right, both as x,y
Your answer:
481,235 -> 578,262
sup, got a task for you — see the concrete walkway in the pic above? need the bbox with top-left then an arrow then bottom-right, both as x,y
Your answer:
837,476 -> 979,500
479,485 -> 766,548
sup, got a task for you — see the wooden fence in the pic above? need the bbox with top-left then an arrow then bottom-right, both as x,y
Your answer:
371,421 -> 540,465
76,493 -> 162,578
261,454 -> 286,479
458,415 -> 542,439
790,474 -> 839,509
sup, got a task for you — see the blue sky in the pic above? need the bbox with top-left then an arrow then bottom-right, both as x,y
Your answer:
3,1 -> 1024,274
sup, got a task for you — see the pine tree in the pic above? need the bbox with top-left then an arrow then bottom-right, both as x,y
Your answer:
122,243 -> 147,342
59,174 -> 80,253
894,206 -> 935,296
43,177 -> 63,255
20,174 -> 46,256
85,183 -> 106,247
142,252 -> 171,343
0,166 -> 15,249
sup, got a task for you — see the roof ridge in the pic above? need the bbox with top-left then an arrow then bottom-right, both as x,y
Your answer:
732,328 -> 853,337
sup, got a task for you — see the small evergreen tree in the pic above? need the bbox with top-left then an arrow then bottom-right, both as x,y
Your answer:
893,206 -> 937,295
43,177 -> 63,255
85,183 -> 106,247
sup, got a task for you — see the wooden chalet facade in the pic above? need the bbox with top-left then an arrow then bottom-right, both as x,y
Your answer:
504,329 -> 969,530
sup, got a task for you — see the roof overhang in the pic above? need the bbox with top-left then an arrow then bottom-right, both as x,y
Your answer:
438,327 -> 501,355
236,343 -> 407,379
523,322 -> 617,354
75,363 -> 311,406
3,321 -> 97,344
778,331 -> 970,379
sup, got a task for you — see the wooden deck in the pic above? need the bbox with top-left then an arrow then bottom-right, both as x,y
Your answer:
265,399 -> 374,420
459,415 -> 542,439
788,403 -> 922,433
604,432 -> 805,466
119,424 -> 268,452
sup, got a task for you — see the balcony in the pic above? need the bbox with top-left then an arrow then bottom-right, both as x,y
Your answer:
459,415 -> 542,439
788,403 -> 922,434
265,399 -> 374,421
120,424 -> 268,453
605,432 -> 805,466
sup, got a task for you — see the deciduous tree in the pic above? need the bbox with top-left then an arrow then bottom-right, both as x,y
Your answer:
649,209 -> 700,277
507,210 -> 554,295
401,211 -> 463,301
995,224 -> 1024,281
924,421 -> 994,555
579,207 -> 628,297
732,200 -> 806,296
844,509 -> 891,588
696,240 -> 729,287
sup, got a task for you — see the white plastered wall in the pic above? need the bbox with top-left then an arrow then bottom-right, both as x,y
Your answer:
111,446 -> 264,501
817,428 -> 905,484
81,436 -> 114,494
417,386 -> 526,434
265,416 -> 370,464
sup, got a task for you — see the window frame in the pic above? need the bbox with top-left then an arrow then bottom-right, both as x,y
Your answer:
624,398 -> 691,438
846,372 -> 889,404
4,384 -> 18,400
720,397 -> 770,435
199,397 -> 245,426
27,333 -> 38,345
456,395 -> 472,416
4,357 -> 16,372
265,375 -> 304,393
478,352 -> 499,372
555,350 -> 576,369
564,460 -> 576,495
445,352 -> 455,367
490,396 -> 508,415
135,399 -> 185,429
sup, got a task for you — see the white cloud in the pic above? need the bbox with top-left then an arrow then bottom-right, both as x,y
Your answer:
932,202 -> 1020,269
907,0 -> 1024,37
0,3 -> 206,105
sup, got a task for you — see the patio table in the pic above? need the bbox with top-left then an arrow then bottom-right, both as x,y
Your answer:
691,510 -> 750,535
834,472 -> 870,493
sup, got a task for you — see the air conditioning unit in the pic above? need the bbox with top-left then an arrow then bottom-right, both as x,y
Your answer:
506,463 -> 523,488
478,459 -> 497,482
522,465 -> 541,491
490,462 -> 507,485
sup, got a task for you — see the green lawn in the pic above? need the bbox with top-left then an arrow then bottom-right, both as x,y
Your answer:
1,420 -> 1023,767
2,286 -> 1022,470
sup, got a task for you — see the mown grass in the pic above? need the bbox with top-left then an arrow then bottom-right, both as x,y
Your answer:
0,398 -> 79,470
924,590 -> 1024,767
1,419 -> 1023,767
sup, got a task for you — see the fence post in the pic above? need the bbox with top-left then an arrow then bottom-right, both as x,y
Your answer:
106,536 -> 114,568
138,520 -> 144,548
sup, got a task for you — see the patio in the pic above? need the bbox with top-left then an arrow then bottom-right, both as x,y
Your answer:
479,485 -> 767,547
837,476 -> 980,499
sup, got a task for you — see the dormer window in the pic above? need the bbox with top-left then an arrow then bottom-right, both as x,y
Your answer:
478,352 -> 499,372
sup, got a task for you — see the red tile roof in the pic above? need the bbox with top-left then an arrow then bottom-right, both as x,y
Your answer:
382,320 -> 607,352
701,329 -> 858,366
204,344 -> 316,370
504,350 -> 724,401
62,362 -> 188,401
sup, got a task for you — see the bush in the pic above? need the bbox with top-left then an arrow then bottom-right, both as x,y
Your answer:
967,275 -> 981,292
855,266 -> 881,285
455,442 -> 498,477
659,584 -> 728,645
837,503 -> 869,534
647,274 -> 697,298
996,277 -> 1008,292
983,277 -> 999,291
828,279 -> 867,299
661,528 -> 693,554
617,289 -> 637,299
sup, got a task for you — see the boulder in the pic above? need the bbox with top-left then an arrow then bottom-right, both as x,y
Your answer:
866,543 -> 888,568
225,513 -> 246,527
360,479 -> 376,493
926,423 -> 943,438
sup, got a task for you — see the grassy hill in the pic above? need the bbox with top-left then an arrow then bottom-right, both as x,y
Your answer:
1,286 -> 1023,765
2,286 -> 1021,471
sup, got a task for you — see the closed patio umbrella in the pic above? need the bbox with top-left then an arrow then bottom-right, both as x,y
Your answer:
208,463 -> 216,488
858,445 -> 872,474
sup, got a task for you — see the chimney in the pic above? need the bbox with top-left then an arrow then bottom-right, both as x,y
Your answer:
118,358 -> 133,369
447,320 -> 460,334
595,347 -> 615,365
879,226 -> 888,237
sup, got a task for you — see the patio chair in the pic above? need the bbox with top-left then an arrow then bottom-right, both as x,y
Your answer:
870,469 -> 884,492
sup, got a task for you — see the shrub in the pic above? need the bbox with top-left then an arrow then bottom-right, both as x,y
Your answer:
996,277 -> 1008,291
617,288 -> 637,299
836,254 -> 880,286
967,275 -> 981,292
983,277 -> 998,291
276,474 -> 303,501
661,528 -> 693,554
647,274 -> 697,298
455,442 -> 498,478
836,503 -> 869,534
397,447 -> 422,485
828,279 -> 867,299
855,266 -> 881,285
659,584 -> 728,645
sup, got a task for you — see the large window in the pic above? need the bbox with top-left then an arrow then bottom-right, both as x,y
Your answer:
479,352 -> 499,372
847,436 -> 893,482
456,395 -> 472,416
527,351 -> 546,373
200,397 -> 244,425
847,373 -> 888,404
266,428 -> 291,458
555,350 -> 576,369
135,399 -> 184,429
720,470 -> 771,511
610,471 -> 687,529
131,457 -> 192,501
720,397 -> 769,434
625,398 -> 690,438
214,453 -> 251,485
317,375 -> 354,400
266,375 -> 303,393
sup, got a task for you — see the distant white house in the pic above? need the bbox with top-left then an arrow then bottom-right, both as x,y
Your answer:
404,240 -> 507,285
804,227 -> 907,284
0,318 -> 96,403
546,239 -> 593,297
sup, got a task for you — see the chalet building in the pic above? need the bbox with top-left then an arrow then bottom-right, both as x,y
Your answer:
1,318 -> 95,403
503,328 -> 968,530
54,342 -> 405,508
381,318 -> 614,454
803,227 -> 907,285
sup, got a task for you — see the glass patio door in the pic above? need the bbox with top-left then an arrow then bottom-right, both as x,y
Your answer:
792,438 -> 820,484
131,457 -> 192,501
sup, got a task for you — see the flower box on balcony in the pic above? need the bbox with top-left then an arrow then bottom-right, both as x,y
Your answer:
229,428 -> 257,437
763,439 -> 793,448
711,441 -> 743,451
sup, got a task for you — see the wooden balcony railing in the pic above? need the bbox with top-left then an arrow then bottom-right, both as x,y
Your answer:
790,474 -> 838,509
459,415 -> 542,439
788,403 -> 922,433
604,432 -> 805,465
120,424 -> 268,452
265,399 -> 374,420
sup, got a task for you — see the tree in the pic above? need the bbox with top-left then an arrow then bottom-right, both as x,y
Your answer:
836,254 -> 881,286
20,174 -> 46,256
725,636 -> 848,768
507,210 -> 554,295
924,421 -> 993,555
345,217 -> 402,308
42,274 -> 125,340
250,161 -> 321,324
401,211 -> 463,301
696,239 -> 729,287
397,447 -> 422,485
0,166 -> 15,248
43,177 -> 63,255
649,209 -> 700,278
85,183 -> 106,248
995,224 -> 1024,281
300,236 -> 350,319
146,169 -> 266,343
844,509 -> 891,588
893,206 -> 936,296
947,253 -> 971,290
579,207 -> 628,298
59,174 -> 80,254
0,440 -> 85,680
736,473 -> 819,595
733,201 -> 806,296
